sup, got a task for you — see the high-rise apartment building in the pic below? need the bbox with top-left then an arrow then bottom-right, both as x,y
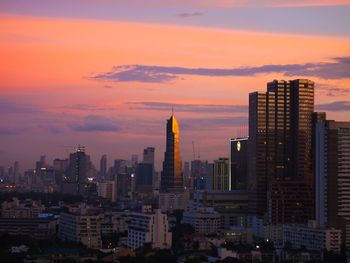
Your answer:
213,158 -> 230,191
248,79 -> 315,224
315,118 -> 350,248
161,114 -> 183,191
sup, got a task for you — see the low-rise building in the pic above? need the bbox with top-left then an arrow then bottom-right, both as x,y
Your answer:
0,217 -> 57,239
159,188 -> 190,212
283,221 -> 341,253
127,207 -> 172,250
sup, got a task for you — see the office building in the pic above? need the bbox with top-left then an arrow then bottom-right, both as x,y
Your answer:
230,137 -> 248,190
59,209 -> 102,249
315,118 -> 350,248
158,188 -> 190,212
248,79 -> 315,223
161,113 -> 183,191
213,158 -> 230,191
127,207 -> 172,250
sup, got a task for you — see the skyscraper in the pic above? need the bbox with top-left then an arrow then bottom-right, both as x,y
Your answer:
99,154 -> 107,181
230,137 -> 248,190
213,158 -> 230,191
161,113 -> 183,191
315,118 -> 350,248
63,146 -> 90,196
248,79 -> 315,224
143,147 -> 155,164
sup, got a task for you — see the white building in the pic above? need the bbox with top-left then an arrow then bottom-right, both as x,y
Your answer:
98,181 -> 116,202
58,208 -> 102,249
182,206 -> 221,234
127,208 -> 172,250
283,221 -> 341,253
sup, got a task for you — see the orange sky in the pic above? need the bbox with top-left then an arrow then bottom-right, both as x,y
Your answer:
0,14 -> 349,169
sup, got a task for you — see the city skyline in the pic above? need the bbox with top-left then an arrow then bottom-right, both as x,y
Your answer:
1,1 -> 350,171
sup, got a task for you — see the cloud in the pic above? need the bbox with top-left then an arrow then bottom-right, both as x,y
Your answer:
90,57 -> 350,83
69,115 -> 121,132
181,116 -> 248,131
127,101 -> 247,113
316,101 -> 350,111
316,83 -> 350,96
176,12 -> 204,18
0,98 -> 38,114
67,104 -> 115,111
0,127 -> 26,135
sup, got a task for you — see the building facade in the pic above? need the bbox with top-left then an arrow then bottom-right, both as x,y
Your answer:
127,208 -> 172,250
248,79 -> 315,224
161,114 -> 183,191
230,137 -> 248,190
213,158 -> 230,191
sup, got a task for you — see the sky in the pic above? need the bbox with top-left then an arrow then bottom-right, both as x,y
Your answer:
0,0 -> 350,172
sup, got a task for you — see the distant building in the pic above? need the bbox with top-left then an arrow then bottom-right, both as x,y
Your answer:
191,160 -> 210,190
159,188 -> 190,212
213,158 -> 230,191
143,147 -> 155,164
58,209 -> 102,249
136,163 -> 153,193
99,154 -> 107,181
183,206 -> 221,234
97,181 -> 116,202
1,198 -> 44,218
127,208 -> 172,250
230,137 -> 248,190
62,146 -> 90,196
0,217 -> 57,239
161,113 -> 183,191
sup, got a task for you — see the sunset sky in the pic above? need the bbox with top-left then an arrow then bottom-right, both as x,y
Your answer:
1,0 -> 350,171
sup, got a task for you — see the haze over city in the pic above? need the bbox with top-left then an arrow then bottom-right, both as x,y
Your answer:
0,1 -> 350,169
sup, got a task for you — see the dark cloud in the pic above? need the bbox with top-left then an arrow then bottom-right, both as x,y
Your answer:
0,127 -> 26,135
0,98 -> 37,113
176,12 -> 204,18
127,101 -> 247,113
69,115 -> 121,132
316,101 -> 350,111
90,57 -> 350,83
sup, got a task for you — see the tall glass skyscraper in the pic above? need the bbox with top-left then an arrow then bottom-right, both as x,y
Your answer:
248,79 -> 315,224
161,114 -> 183,191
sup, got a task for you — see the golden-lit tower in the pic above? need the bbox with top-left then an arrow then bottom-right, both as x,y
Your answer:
161,113 -> 183,191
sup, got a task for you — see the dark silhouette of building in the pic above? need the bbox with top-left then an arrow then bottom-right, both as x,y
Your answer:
230,137 -> 248,190
62,146 -> 90,196
248,79 -> 315,224
99,154 -> 107,181
161,113 -> 183,191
